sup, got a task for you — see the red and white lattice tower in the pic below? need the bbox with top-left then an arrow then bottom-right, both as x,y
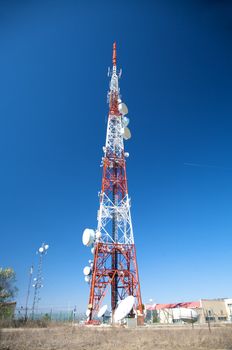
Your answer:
82,43 -> 143,324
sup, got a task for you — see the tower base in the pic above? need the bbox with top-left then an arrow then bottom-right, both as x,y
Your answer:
87,242 -> 143,321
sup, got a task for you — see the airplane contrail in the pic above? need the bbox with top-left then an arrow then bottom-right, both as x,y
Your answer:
184,162 -> 204,167
184,162 -> 230,170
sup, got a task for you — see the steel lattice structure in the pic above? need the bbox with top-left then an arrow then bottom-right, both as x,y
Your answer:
85,43 -> 143,323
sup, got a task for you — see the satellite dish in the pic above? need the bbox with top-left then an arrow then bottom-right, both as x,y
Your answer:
84,276 -> 90,283
97,304 -> 108,318
83,266 -> 91,276
118,102 -> 128,115
44,244 -> 49,250
39,247 -> 44,253
86,309 -> 91,317
114,295 -> 135,322
82,229 -> 95,247
122,116 -> 129,127
91,247 -> 95,254
123,127 -> 131,140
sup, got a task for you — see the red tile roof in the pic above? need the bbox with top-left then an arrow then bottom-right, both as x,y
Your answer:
146,301 -> 200,310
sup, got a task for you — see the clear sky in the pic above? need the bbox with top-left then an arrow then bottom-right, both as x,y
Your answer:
1,0 -> 232,312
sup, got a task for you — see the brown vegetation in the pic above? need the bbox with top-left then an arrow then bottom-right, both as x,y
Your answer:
1,324 -> 232,350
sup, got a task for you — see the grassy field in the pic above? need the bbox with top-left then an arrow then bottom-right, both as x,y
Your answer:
1,324 -> 232,350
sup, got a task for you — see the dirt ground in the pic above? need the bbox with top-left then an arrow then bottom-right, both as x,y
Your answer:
1,324 -> 232,350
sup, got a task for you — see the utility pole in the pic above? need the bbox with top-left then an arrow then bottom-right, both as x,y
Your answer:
25,265 -> 33,320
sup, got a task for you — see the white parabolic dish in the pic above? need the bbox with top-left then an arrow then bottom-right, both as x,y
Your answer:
118,102 -> 128,115
97,304 -> 108,318
114,295 -> 135,322
83,266 -> 91,276
82,228 -> 95,246
122,116 -> 129,127
86,309 -> 91,317
123,127 -> 131,140
84,276 -> 90,283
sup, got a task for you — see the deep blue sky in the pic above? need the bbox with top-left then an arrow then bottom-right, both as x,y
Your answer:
1,0 -> 232,312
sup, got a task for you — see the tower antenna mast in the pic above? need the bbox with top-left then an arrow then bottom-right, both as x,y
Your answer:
82,43 -> 143,324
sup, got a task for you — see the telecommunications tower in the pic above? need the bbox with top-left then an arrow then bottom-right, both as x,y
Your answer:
82,43 -> 143,323
31,243 -> 49,319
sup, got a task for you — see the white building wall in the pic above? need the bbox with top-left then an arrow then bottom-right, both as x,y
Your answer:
224,299 -> 232,321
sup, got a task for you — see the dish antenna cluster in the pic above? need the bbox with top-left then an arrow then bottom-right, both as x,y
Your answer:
82,42 -> 143,325
118,100 -> 131,141
82,229 -> 100,284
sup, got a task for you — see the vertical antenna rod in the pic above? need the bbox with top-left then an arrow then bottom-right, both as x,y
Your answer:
112,41 -> 117,67
25,265 -> 33,321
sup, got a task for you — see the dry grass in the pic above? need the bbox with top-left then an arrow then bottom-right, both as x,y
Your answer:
1,324 -> 232,350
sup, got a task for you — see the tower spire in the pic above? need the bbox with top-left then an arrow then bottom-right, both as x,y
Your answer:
112,41 -> 117,67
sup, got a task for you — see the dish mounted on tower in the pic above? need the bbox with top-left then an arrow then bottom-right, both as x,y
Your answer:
82,42 -> 143,325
